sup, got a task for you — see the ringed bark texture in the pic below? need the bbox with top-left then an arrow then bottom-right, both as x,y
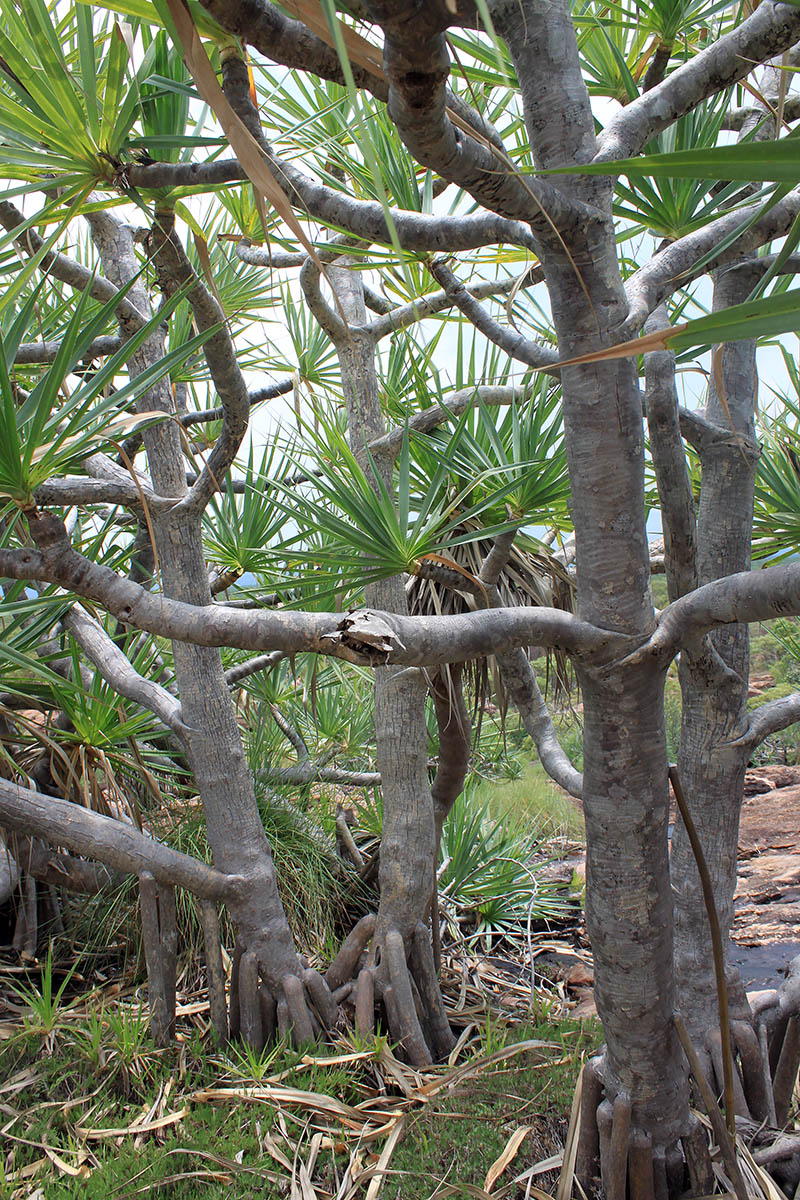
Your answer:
491,0 -> 689,1148
672,267 -> 759,1042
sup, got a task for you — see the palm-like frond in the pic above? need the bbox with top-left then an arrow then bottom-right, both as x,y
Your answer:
438,784 -> 572,950
203,440 -> 292,581
411,380 -> 571,525
0,277 -> 212,503
574,0 -> 735,102
273,410 -> 542,603
0,582 -> 76,704
753,389 -> 800,563
612,93 -> 747,239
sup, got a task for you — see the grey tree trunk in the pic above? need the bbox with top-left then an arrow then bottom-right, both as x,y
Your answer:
671,265 -> 759,1044
492,0 -> 690,1168
86,212 -> 314,1036
323,261 -> 454,1064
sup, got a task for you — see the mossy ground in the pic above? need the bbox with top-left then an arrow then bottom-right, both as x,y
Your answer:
0,988 -> 598,1199
381,1016 -> 598,1199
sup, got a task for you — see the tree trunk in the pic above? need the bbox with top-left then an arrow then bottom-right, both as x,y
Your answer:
86,213 -> 314,1038
491,0 -> 691,1177
672,265 -> 758,1046
325,262 -> 453,1064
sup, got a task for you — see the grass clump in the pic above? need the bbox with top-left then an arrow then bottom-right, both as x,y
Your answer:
475,759 -> 584,841
0,960 -> 597,1200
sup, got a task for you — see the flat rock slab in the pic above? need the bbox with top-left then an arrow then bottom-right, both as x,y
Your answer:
732,775 -> 800,987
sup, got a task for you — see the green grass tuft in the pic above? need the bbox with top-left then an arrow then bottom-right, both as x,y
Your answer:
475,759 -> 585,841
0,997 -> 598,1200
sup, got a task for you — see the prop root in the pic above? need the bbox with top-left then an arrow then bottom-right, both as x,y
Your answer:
138,871 -> 176,1046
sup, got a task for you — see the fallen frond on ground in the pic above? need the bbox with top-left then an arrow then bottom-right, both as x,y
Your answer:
0,944 -> 596,1200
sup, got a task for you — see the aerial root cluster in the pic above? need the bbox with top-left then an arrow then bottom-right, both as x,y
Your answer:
574,959 -> 800,1200
227,945 -> 339,1049
136,889 -> 455,1063
690,961 -> 800,1130
576,1060 -> 714,1200
325,913 -> 455,1066
739,957 -> 800,1128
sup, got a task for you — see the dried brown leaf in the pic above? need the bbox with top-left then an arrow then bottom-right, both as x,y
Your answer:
365,1117 -> 405,1200
280,0 -> 384,78
536,326 -> 678,374
41,1148 -> 90,1179
556,1065 -> 583,1200
76,1107 -> 189,1139
165,0 -> 324,273
262,1131 -> 293,1171
484,1125 -> 529,1193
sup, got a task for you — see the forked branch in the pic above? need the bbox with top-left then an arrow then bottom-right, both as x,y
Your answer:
0,777 -> 240,902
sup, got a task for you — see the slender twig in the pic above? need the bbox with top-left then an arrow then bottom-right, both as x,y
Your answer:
668,765 -> 736,1134
673,1012 -> 749,1200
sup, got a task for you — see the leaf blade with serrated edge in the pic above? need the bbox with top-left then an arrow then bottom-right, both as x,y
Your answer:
164,0 -> 327,278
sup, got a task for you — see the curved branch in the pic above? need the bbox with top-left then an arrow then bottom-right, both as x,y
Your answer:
366,267 -> 544,340
430,665 -> 471,836
200,0 -> 499,163
0,518 -> 625,666
63,605 -> 186,739
493,639 -> 583,796
225,651 -> 286,685
677,407 -> 732,454
15,335 -> 122,366
235,242 -> 306,269
148,217 -> 251,513
650,562 -> 800,659
118,379 -> 294,473
0,202 -> 148,328
724,94 -> 800,129
644,308 -> 697,603
415,534 -> 583,798
198,0 -> 386,95
258,764 -> 381,787
596,2 -> 800,162
128,159 -> 540,254
735,691 -> 800,752
368,4 -> 596,229
479,531 -> 582,798
370,384 -> 527,459
7,832 -> 115,895
299,256 -> 347,343
269,703 -> 308,759
182,378 -> 295,428
0,777 -> 240,902
33,476 -> 176,511
622,186 -> 800,335
427,258 -> 558,369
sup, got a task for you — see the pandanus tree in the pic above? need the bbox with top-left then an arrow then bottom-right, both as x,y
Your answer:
3,0 -> 800,1195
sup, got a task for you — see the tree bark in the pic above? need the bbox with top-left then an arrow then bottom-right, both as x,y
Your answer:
491,0 -> 690,1162
323,259 -> 450,1064
85,212 -> 311,1028
671,265 -> 759,1042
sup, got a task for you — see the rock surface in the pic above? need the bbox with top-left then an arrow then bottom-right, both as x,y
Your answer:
732,772 -> 800,987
